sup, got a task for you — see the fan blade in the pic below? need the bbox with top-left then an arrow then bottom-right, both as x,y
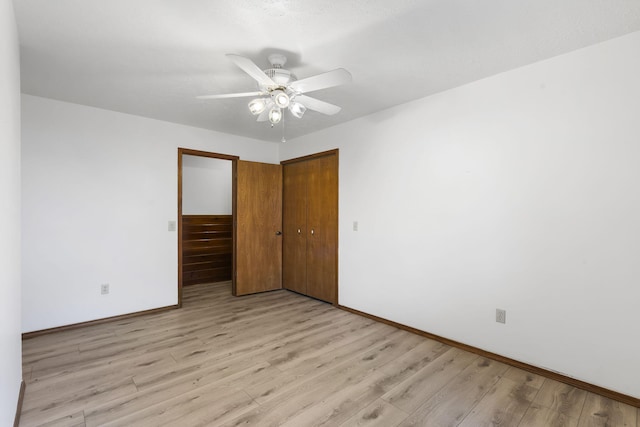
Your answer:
294,95 -> 342,115
227,54 -> 277,88
289,68 -> 352,94
196,91 -> 264,100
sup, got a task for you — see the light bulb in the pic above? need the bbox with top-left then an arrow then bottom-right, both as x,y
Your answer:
269,107 -> 282,124
248,98 -> 267,115
289,102 -> 307,118
271,90 -> 290,108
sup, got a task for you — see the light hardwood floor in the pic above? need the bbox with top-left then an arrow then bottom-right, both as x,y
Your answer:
21,282 -> 639,426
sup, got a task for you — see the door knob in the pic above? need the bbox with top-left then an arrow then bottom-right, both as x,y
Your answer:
311,229 -> 315,235
275,231 -> 282,235
297,228 -> 301,234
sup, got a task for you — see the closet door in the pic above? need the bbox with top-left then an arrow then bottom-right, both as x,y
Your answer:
306,154 -> 338,303
282,161 -> 308,294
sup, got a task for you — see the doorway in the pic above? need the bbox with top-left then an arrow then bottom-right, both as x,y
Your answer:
178,149 -> 285,306
177,148 -> 238,307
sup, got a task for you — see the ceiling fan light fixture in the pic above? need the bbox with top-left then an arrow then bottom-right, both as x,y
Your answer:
289,101 -> 307,118
248,98 -> 267,115
269,107 -> 282,124
271,89 -> 290,108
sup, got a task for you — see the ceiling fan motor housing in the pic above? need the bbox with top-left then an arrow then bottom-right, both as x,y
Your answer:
262,68 -> 297,88
260,53 -> 296,89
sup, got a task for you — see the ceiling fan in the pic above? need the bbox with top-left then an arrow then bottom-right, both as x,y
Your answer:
197,53 -> 352,126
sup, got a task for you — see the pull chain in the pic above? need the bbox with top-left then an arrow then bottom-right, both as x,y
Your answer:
281,109 -> 286,143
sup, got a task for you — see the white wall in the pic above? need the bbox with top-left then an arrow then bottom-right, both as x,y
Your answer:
182,155 -> 232,215
21,95 -> 279,332
281,31 -> 640,398
0,0 -> 22,423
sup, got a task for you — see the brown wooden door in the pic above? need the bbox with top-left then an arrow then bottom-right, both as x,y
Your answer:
306,154 -> 338,303
234,160 -> 283,296
283,161 -> 308,294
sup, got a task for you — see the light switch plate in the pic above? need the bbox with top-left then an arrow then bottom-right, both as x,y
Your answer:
168,220 -> 176,231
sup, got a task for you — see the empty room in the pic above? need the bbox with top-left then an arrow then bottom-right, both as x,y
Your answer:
2,0 -> 640,426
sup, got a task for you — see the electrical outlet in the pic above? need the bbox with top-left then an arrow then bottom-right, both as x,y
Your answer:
496,309 -> 506,324
353,221 -> 358,231
101,283 -> 110,295
168,221 -> 177,232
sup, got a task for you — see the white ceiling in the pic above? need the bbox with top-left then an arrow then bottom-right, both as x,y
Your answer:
15,0 -> 640,143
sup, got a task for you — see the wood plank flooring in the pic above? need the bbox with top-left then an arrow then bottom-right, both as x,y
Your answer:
20,282 -> 639,426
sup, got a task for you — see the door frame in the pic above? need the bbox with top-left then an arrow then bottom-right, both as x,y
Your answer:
177,148 -> 239,307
